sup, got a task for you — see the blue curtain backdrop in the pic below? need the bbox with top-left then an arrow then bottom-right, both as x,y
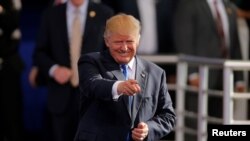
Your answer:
19,0 -> 49,134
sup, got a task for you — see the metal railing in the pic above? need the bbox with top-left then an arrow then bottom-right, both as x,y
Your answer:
140,54 -> 250,141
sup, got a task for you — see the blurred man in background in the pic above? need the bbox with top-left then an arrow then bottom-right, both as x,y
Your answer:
174,0 -> 243,140
32,0 -> 113,140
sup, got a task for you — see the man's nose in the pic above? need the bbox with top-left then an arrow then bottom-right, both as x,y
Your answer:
121,42 -> 128,51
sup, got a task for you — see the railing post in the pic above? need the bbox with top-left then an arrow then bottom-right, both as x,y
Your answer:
197,66 -> 208,141
176,62 -> 187,141
223,66 -> 234,124
140,54 -> 250,140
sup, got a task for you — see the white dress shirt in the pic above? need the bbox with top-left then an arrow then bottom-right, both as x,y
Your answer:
207,0 -> 230,48
49,0 -> 89,77
112,57 -> 136,100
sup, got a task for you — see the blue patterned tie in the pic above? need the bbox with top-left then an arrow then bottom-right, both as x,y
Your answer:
121,64 -> 128,80
121,64 -> 132,141
121,65 -> 133,109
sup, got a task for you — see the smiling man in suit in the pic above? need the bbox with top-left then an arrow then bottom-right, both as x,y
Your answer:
74,13 -> 176,141
33,0 -> 113,140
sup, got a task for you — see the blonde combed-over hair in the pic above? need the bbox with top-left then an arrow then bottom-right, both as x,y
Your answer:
104,13 -> 141,38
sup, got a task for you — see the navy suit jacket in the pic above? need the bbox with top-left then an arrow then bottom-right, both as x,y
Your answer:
34,2 -> 113,114
75,51 -> 176,141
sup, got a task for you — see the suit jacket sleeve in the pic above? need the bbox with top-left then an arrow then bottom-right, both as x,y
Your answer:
145,70 -> 176,141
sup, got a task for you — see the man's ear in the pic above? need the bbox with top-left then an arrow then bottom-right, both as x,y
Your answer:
104,38 -> 111,48
136,34 -> 141,46
137,34 -> 141,42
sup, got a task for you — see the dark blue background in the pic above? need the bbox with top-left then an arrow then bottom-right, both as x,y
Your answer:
19,0 -> 50,139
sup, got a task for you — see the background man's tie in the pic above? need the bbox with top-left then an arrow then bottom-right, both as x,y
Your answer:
70,9 -> 82,87
213,0 -> 228,58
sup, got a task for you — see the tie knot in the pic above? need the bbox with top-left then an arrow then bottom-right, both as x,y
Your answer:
121,64 -> 127,70
121,64 -> 128,80
74,8 -> 80,15
213,0 -> 218,5
74,8 -> 81,16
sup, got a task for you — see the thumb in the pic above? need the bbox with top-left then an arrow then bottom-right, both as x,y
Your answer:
138,122 -> 145,129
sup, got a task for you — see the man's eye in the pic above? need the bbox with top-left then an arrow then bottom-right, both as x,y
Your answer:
112,41 -> 134,45
114,41 -> 123,44
126,41 -> 134,45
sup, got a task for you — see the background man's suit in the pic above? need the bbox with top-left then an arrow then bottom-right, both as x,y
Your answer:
34,2 -> 113,115
75,51 -> 176,141
174,0 -> 242,89
174,0 -> 242,139
33,2 -> 113,141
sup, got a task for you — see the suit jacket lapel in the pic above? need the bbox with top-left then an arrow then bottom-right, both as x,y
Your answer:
60,4 -> 69,52
111,69 -> 125,80
131,57 -> 148,124
201,0 -> 217,32
107,61 -> 131,117
103,54 -> 148,123
223,0 -> 234,41
82,3 -> 97,53
107,64 -> 124,81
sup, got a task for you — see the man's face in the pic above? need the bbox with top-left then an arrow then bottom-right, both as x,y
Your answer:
105,33 -> 140,64
71,0 -> 84,7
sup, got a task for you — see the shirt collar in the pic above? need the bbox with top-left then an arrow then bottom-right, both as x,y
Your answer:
207,0 -> 223,5
67,0 -> 89,15
127,57 -> 135,70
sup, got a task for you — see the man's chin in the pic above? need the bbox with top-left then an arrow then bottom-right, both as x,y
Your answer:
117,59 -> 130,64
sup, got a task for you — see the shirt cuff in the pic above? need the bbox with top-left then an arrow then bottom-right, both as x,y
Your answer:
189,72 -> 199,81
235,81 -> 245,88
112,81 -> 123,101
49,64 -> 59,78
